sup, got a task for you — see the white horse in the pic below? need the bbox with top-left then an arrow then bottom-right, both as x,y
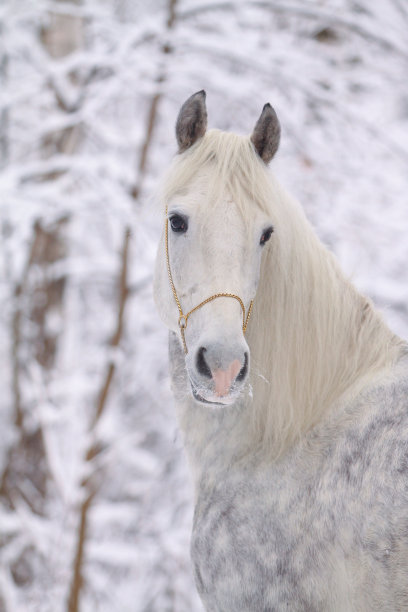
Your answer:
153,91 -> 408,611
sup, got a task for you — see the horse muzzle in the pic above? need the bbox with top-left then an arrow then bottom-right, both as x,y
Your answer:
187,342 -> 249,406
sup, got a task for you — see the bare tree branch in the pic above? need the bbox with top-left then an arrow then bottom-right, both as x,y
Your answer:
66,490 -> 96,612
251,1 -> 408,58
0,217 -> 67,516
65,226 -> 131,612
131,0 -> 178,200
0,20 -> 9,168
0,234 -> 37,506
177,1 -> 408,59
66,2 -> 179,605
91,228 -> 131,430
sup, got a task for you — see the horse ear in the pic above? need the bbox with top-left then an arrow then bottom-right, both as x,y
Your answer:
250,103 -> 281,164
176,90 -> 207,153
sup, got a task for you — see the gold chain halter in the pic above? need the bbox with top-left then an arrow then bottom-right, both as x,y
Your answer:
165,205 -> 254,354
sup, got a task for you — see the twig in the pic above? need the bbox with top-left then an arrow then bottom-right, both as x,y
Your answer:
253,1 -> 408,58
177,1 -> 408,59
66,1 -> 178,606
91,228 -> 130,429
65,227 -> 130,612
66,490 -> 96,612
0,230 -> 38,504
131,0 -> 178,200
0,21 -> 9,168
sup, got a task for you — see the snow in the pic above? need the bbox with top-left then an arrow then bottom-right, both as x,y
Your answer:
0,0 -> 407,610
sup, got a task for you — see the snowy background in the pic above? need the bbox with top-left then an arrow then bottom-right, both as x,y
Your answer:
0,1 -> 407,610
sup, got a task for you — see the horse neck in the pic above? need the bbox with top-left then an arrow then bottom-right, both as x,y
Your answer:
246,196 -> 403,457
169,332 -> 255,488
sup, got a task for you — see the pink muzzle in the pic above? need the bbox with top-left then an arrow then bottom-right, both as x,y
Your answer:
212,359 -> 242,397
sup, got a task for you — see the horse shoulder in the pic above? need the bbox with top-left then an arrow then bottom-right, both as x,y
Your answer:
191,359 -> 408,611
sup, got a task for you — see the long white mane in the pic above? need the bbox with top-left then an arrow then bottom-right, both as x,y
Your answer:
162,129 -> 404,457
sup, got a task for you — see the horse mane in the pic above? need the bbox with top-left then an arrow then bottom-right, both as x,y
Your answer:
161,129 -> 273,220
162,129 -> 404,457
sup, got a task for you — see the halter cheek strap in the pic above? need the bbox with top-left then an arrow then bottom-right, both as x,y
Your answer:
165,205 -> 254,354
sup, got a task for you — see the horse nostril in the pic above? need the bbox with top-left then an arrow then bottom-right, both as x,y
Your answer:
236,352 -> 248,382
196,347 -> 212,378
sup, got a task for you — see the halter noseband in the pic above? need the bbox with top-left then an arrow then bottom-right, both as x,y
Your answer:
165,205 -> 254,354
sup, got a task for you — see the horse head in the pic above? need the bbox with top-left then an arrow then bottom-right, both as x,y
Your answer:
154,91 -> 280,406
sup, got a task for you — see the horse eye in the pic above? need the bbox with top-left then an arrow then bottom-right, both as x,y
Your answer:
260,226 -> 274,245
170,214 -> 188,233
